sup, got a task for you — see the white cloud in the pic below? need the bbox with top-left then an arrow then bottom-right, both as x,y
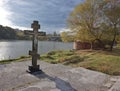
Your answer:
0,0 -> 12,26
59,28 -> 71,33
0,0 -> 30,30
11,25 -> 31,30
0,0 -> 84,32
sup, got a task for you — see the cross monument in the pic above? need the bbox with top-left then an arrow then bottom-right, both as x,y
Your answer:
24,20 -> 46,72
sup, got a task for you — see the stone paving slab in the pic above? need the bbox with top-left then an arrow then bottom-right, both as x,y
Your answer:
109,79 -> 120,91
0,61 -> 120,91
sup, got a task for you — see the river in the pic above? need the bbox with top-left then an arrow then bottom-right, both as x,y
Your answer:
0,40 -> 73,60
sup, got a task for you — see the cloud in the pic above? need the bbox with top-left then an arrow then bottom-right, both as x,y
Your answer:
0,0 -> 12,26
0,0 -> 31,30
1,0 -> 84,32
60,28 -> 71,32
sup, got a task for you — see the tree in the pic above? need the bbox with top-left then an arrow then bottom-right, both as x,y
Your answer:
67,0 -> 105,49
101,0 -> 120,51
67,0 -> 120,50
0,25 -> 17,39
60,31 -> 75,42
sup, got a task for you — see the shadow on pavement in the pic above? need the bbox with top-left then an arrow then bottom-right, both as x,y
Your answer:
29,71 -> 77,91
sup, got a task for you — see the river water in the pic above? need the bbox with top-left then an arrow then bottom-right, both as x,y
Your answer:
0,41 -> 73,60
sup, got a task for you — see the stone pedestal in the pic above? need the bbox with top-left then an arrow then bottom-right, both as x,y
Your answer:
28,65 -> 43,73
29,65 -> 39,72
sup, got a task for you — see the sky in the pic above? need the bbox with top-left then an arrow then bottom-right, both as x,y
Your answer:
0,0 -> 83,33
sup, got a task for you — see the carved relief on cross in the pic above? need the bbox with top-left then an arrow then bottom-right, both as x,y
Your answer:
24,20 -> 46,72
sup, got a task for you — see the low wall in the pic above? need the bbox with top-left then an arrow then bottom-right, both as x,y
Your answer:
73,40 -> 91,50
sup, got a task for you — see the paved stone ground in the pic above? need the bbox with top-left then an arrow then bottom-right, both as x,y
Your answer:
0,60 -> 120,91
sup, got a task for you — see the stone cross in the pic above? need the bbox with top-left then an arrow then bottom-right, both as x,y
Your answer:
24,20 -> 46,72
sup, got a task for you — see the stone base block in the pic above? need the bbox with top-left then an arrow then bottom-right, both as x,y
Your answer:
27,65 -> 42,73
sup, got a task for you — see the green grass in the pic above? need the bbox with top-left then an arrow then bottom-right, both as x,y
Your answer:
40,49 -> 120,76
0,48 -> 120,76
77,49 -> 120,75
40,50 -> 76,64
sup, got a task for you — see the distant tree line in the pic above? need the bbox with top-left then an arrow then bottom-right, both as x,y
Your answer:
0,25 -> 61,41
0,25 -> 17,39
0,25 -> 31,40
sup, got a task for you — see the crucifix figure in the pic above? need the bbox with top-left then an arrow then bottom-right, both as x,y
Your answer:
24,20 -> 46,72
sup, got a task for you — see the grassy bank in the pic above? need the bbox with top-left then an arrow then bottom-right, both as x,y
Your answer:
40,49 -> 120,76
0,49 -> 120,76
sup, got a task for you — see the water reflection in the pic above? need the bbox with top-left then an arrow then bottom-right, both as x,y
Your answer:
0,41 -> 73,60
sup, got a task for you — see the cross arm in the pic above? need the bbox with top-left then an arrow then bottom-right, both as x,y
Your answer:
29,50 -> 40,59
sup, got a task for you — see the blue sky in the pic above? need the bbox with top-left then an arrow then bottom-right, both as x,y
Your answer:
0,0 -> 83,33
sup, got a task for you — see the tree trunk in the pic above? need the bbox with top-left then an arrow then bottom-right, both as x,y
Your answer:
110,34 -> 116,51
110,26 -> 117,51
96,39 -> 105,50
90,41 -> 93,50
